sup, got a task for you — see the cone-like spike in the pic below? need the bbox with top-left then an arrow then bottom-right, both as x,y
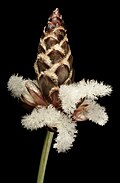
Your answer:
34,8 -> 74,104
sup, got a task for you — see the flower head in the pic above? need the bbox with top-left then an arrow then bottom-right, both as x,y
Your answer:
7,8 -> 112,152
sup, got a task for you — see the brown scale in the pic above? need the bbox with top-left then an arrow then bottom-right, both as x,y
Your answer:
34,8 -> 74,107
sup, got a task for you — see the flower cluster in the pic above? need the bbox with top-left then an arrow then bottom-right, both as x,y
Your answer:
7,74 -> 112,152
7,8 -> 112,152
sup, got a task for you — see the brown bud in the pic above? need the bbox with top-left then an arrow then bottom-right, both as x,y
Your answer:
20,81 -> 47,108
72,103 -> 88,122
49,87 -> 61,108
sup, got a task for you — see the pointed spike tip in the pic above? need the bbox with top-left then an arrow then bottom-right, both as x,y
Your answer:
49,8 -> 62,20
46,8 -> 63,31
53,8 -> 60,15
54,8 -> 59,13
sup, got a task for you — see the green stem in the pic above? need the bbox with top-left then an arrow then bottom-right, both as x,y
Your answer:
37,130 -> 54,183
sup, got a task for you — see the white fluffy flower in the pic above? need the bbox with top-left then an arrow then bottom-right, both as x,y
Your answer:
59,84 -> 81,114
78,79 -> 112,98
59,79 -> 112,114
79,99 -> 108,126
8,75 -> 112,152
7,74 -> 29,98
7,74 -> 43,106
53,124 -> 77,153
21,105 -> 77,152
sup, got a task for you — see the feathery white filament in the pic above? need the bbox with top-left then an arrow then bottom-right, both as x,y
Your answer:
78,79 -> 112,99
83,100 -> 108,126
7,74 -> 29,98
7,74 -> 39,102
59,79 -> 112,114
59,84 -> 81,114
53,122 -> 77,153
21,105 -> 77,152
